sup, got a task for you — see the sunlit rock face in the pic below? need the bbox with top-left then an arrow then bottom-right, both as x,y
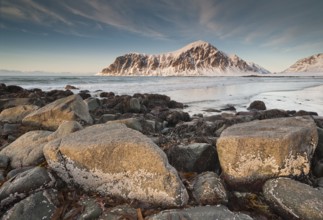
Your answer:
44,123 -> 188,207
217,116 -> 318,191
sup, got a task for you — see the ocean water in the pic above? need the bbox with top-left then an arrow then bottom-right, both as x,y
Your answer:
1,75 -> 323,116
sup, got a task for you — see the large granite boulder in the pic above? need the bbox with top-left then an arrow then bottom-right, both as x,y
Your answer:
22,94 -> 92,130
146,205 -> 253,220
217,117 -> 318,190
0,105 -> 39,123
192,172 -> 228,205
43,123 -> 188,207
2,189 -> 59,220
0,121 -> 83,168
263,178 -> 323,220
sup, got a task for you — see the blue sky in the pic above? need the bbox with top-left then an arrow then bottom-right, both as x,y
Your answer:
0,0 -> 322,74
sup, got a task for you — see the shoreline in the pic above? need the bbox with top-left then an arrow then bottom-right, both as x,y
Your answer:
0,83 -> 323,219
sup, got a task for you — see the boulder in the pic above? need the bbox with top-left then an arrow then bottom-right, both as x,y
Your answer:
107,118 -> 143,132
84,97 -> 101,111
100,205 -> 137,220
0,155 -> 9,169
146,205 -> 253,220
0,167 -> 55,208
247,100 -> 266,111
129,97 -> 141,113
2,189 -> 59,220
192,172 -> 228,205
167,143 -> 220,173
78,197 -> 103,220
217,117 -> 318,190
43,123 -> 188,207
0,98 -> 31,111
22,94 -> 93,130
0,105 -> 39,123
263,178 -> 323,220
0,121 -> 83,168
0,130 -> 52,168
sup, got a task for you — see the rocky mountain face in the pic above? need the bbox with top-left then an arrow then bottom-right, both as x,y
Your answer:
283,53 -> 323,73
98,41 -> 270,76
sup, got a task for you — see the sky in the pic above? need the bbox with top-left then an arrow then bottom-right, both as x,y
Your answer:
0,0 -> 323,74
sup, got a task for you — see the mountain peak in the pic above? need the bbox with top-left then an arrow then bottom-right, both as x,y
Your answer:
283,53 -> 323,73
98,41 -> 270,76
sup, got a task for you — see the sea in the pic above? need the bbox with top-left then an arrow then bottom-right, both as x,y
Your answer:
1,74 -> 323,116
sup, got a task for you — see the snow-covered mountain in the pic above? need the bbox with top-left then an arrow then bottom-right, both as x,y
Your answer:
98,41 -> 270,76
283,53 -> 323,73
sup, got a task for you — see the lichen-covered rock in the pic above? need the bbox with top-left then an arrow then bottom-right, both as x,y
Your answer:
0,167 -> 55,208
2,189 -> 59,220
167,143 -> 219,173
217,117 -> 318,190
192,172 -> 228,205
0,105 -> 39,123
146,205 -> 253,220
22,94 -> 93,130
263,178 -> 323,220
0,121 -> 83,168
43,123 -> 188,207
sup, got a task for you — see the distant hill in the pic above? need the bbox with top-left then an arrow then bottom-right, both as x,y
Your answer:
283,53 -> 323,73
98,40 -> 270,76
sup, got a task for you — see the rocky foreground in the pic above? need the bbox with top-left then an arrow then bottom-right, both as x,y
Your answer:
0,83 -> 323,220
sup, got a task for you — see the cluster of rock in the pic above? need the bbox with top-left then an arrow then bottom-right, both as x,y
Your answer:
1,83 -> 323,219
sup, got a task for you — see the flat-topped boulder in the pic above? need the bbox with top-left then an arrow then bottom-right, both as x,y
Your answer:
22,94 -> 92,130
217,117 -> 318,190
0,105 -> 39,123
43,123 -> 188,207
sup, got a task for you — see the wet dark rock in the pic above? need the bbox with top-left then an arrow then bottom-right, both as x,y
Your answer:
0,167 -> 55,209
256,109 -> 289,120
0,155 -> 9,169
221,105 -> 236,111
6,85 -> 24,93
45,89 -> 74,102
313,116 -> 323,128
247,100 -> 266,111
1,189 -> 59,220
100,204 -> 137,220
314,159 -> 323,177
78,91 -> 91,100
6,166 -> 34,180
129,97 -> 141,113
99,91 -> 115,98
2,123 -> 20,136
146,205 -> 253,220
160,110 -> 190,126
317,177 -> 323,187
263,177 -> 323,220
78,197 -> 103,220
0,170 -> 4,182
84,97 -> 101,112
192,172 -> 228,205
166,143 -> 220,173
98,114 -> 116,123
295,110 -> 318,116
